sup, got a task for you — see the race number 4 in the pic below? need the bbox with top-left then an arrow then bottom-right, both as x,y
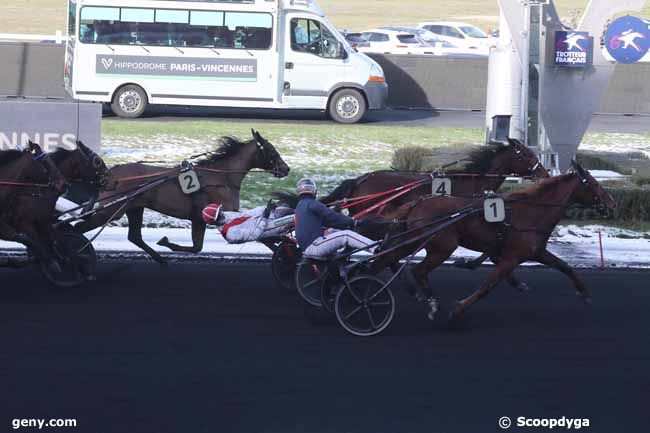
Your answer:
179,170 -> 201,194
484,197 -> 506,223
432,178 -> 452,196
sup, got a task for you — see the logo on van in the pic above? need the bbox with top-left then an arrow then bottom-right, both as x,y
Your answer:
96,55 -> 257,81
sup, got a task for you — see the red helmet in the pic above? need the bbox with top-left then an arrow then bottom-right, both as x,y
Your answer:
202,204 -> 223,225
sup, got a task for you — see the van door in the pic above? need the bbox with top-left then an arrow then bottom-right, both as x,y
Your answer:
282,16 -> 348,109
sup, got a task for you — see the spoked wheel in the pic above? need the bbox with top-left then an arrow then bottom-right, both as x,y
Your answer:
295,260 -> 328,307
335,275 -> 395,337
39,232 -> 97,288
271,240 -> 300,291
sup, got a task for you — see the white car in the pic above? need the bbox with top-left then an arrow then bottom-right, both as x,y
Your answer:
417,21 -> 494,55
379,26 -> 487,57
359,29 -> 442,55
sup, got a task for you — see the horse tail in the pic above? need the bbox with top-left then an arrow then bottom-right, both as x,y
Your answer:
320,178 -> 360,205
272,191 -> 300,208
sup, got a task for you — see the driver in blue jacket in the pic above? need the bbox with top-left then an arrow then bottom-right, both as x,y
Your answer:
294,178 -> 375,258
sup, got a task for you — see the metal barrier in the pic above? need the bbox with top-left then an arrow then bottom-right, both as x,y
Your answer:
369,54 -> 650,114
0,42 -> 65,99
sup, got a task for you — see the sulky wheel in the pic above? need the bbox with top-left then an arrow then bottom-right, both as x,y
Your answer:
39,231 -> 97,288
335,275 -> 395,337
271,240 -> 301,291
321,270 -> 343,313
295,259 -> 329,307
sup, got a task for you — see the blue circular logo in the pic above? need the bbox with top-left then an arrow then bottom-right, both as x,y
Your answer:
605,16 -> 650,64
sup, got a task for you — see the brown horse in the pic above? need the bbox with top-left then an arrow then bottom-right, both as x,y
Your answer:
319,139 -> 549,218
75,130 -> 290,266
372,162 -> 616,323
0,144 -> 66,269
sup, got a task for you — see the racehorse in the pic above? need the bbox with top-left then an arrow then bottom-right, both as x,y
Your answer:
75,130 -> 290,266
0,144 -> 66,270
371,162 -> 616,323
319,139 -> 549,218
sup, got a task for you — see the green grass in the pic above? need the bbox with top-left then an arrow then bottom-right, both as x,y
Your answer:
3,0 -> 649,35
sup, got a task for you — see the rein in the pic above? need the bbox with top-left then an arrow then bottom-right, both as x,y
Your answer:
0,180 -> 51,188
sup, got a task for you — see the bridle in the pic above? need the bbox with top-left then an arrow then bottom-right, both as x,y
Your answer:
574,167 -> 608,213
512,143 -> 543,177
254,138 -> 284,177
76,144 -> 110,187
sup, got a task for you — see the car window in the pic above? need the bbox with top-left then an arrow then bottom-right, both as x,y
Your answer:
443,26 -> 464,39
291,18 -> 343,58
460,26 -> 488,38
397,35 -> 419,44
424,25 -> 443,35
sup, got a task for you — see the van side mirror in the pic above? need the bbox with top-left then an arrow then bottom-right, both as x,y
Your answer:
339,46 -> 348,60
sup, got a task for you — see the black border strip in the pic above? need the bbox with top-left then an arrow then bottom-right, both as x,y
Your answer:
77,91 -> 110,95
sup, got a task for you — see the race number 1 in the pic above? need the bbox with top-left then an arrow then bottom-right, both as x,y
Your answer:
179,170 -> 201,194
432,178 -> 452,196
484,198 -> 506,223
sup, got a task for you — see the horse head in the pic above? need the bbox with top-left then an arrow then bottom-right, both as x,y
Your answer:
570,160 -> 616,215
27,140 -> 67,194
506,139 -> 550,179
74,141 -> 115,189
251,129 -> 290,178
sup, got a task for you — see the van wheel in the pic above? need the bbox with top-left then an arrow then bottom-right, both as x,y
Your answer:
329,89 -> 366,124
111,85 -> 148,118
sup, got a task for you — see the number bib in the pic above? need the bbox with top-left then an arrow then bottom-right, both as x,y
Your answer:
179,170 -> 201,194
484,198 -> 506,223
432,178 -> 452,196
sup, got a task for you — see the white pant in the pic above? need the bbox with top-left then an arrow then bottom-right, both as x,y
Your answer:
304,230 -> 375,258
56,197 -> 82,220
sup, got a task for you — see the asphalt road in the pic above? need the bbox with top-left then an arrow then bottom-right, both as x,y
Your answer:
111,106 -> 650,134
1,262 -> 649,433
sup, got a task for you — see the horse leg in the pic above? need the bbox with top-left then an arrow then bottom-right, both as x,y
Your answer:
450,259 -> 519,323
157,220 -> 206,254
489,255 -> 532,292
536,249 -> 592,303
126,208 -> 168,268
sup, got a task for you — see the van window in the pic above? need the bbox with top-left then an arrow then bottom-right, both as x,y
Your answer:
68,1 -> 77,37
291,18 -> 344,59
372,33 -> 389,42
79,6 -> 272,50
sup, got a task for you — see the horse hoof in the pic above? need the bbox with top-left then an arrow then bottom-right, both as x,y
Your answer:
157,237 -> 169,247
582,296 -> 593,305
516,282 -> 532,292
453,258 -> 471,269
447,302 -> 465,328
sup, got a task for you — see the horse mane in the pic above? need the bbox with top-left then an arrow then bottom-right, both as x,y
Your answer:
0,150 -> 26,167
414,144 -> 510,174
195,136 -> 251,165
49,147 -> 75,164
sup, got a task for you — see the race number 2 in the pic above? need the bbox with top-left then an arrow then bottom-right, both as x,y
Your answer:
484,197 -> 506,223
179,170 -> 201,194
432,178 -> 452,196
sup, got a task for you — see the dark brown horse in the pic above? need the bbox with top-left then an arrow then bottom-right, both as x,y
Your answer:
320,139 -> 549,218
0,143 -> 67,269
75,130 -> 290,266
372,162 -> 616,323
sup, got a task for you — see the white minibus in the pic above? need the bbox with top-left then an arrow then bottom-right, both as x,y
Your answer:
65,0 -> 388,123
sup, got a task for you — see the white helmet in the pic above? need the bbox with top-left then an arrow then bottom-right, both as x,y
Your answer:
296,178 -> 318,197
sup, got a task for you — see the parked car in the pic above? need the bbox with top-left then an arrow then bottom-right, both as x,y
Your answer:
417,21 -> 494,55
338,30 -> 370,49
359,28 -> 441,55
379,26 -> 486,57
